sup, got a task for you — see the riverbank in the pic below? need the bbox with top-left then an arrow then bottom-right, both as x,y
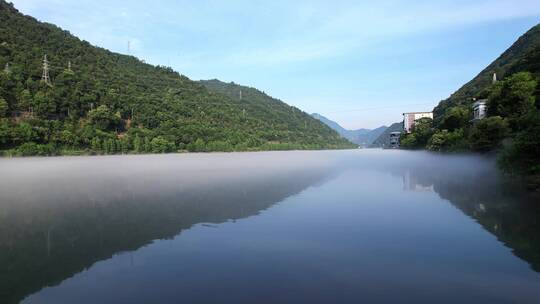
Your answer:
0,143 -> 358,157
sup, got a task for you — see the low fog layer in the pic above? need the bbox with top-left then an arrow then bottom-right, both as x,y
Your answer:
0,150 -> 499,209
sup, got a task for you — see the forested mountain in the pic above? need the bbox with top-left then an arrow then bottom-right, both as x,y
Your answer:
197,79 -> 353,149
402,23 -> 540,182
370,122 -> 404,148
0,1 -> 355,156
311,113 -> 387,146
433,24 -> 540,122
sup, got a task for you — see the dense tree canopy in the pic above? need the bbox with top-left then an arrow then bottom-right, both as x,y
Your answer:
400,21 -> 540,182
403,70 -> 539,181
0,1 -> 355,156
400,117 -> 434,149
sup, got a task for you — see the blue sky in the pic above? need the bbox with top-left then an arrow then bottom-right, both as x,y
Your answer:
11,0 -> 540,129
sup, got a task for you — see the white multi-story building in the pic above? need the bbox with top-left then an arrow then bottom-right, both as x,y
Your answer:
403,112 -> 433,133
471,100 -> 488,122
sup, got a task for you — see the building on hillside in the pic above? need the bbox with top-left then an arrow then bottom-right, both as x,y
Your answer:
389,132 -> 401,148
403,112 -> 433,133
471,99 -> 488,123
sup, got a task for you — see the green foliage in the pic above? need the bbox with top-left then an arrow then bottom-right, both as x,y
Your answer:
498,111 -> 540,175
426,25 -> 540,180
427,72 -> 536,155
206,140 -> 234,152
469,116 -> 509,152
150,136 -> 176,153
439,106 -> 470,131
88,105 -> 119,130
433,24 -> 540,121
187,138 -> 206,152
32,91 -> 56,117
399,133 -> 417,149
0,2 -> 355,156
133,135 -> 142,153
488,72 -> 537,120
400,117 -> 433,149
427,129 -> 467,152
0,97 -> 7,117
13,142 -> 55,156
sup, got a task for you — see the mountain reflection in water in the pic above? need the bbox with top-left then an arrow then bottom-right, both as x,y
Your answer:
0,152 -> 336,303
0,150 -> 539,304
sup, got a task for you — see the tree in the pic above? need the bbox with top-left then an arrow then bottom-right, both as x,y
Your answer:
427,129 -> 466,152
91,137 -> 101,152
0,97 -> 7,117
60,130 -> 77,147
488,72 -> 537,120
498,111 -> 540,175
0,118 -> 10,146
33,91 -> 56,117
133,135 -> 142,153
143,137 -> 151,152
469,116 -> 509,152
150,136 -> 175,153
88,105 -> 119,130
19,90 -> 32,110
400,133 -> 417,149
187,138 -> 206,152
400,117 -> 433,149
439,106 -> 470,131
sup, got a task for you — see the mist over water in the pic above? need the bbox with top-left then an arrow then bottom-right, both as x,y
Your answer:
1,150 -> 539,304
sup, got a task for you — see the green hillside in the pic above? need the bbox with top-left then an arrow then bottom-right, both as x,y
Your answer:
0,1 -> 354,156
402,23 -> 540,182
433,24 -> 540,122
198,79 -> 354,149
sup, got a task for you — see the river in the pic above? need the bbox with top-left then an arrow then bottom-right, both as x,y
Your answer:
1,150 -> 539,303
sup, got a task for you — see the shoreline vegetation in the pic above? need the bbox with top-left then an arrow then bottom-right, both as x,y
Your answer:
400,71 -> 539,187
0,144 -> 357,158
398,23 -> 540,187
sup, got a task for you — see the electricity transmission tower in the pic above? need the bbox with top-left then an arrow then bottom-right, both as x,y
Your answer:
67,61 -> 73,72
3,62 -> 10,74
41,55 -> 52,86
239,89 -> 242,100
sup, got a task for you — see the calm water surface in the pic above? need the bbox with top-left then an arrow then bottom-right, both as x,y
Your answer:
1,150 -> 539,303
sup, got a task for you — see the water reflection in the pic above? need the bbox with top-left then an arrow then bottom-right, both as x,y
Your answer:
386,152 -> 540,272
0,152 -> 336,304
1,150 -> 539,303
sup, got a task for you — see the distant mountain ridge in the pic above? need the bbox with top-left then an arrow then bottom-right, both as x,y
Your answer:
311,113 -> 387,146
